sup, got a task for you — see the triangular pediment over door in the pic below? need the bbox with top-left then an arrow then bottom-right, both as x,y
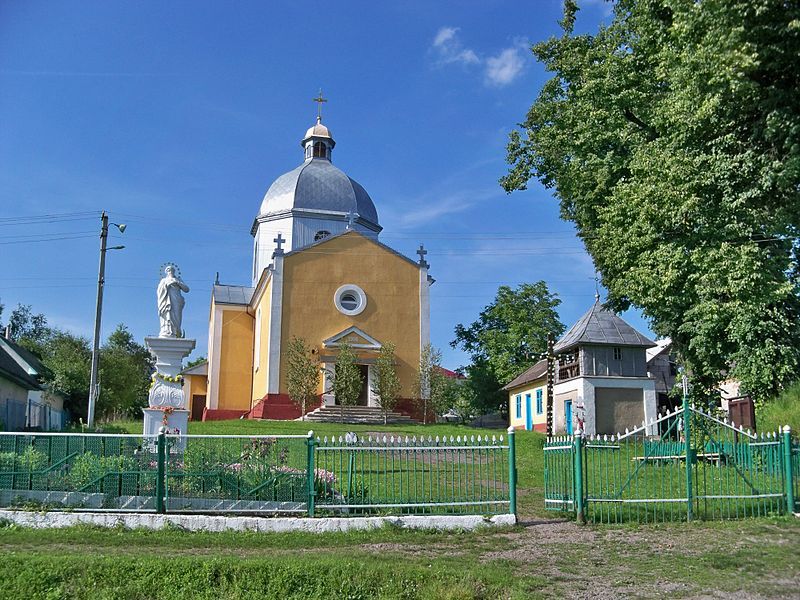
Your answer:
322,326 -> 382,350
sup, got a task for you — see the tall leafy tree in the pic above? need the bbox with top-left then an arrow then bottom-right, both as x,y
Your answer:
452,282 -> 564,385
18,328 -> 92,420
372,342 -> 402,425
461,359 -> 508,417
98,325 -> 153,420
286,337 -> 320,421
5,304 -> 48,342
413,344 -> 450,424
331,342 -> 363,423
502,0 -> 800,401
6,304 -> 153,423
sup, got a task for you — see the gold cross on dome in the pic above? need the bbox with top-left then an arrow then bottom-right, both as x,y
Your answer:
313,89 -> 327,121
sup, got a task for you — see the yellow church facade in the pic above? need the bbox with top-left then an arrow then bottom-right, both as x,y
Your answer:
200,114 -> 431,420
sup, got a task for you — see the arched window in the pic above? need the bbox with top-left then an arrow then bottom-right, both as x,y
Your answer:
313,142 -> 327,158
314,230 -> 331,242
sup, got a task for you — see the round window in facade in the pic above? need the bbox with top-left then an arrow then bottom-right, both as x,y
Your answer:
314,230 -> 331,242
334,284 -> 367,316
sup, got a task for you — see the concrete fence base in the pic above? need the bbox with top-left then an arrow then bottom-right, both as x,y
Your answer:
0,509 -> 516,533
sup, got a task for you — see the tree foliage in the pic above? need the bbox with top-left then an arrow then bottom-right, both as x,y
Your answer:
97,325 -> 153,420
286,337 -> 320,420
4,304 -> 48,342
371,342 -> 402,425
413,344 -> 451,424
2,302 -> 153,422
453,282 -> 563,385
461,359 -> 508,417
502,0 -> 800,400
331,342 -> 363,423
186,355 -> 207,368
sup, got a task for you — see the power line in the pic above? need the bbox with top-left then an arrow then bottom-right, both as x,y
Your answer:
0,233 -> 97,246
0,230 -> 97,241
0,210 -> 98,222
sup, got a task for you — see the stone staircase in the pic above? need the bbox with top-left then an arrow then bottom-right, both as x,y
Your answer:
302,405 -> 417,425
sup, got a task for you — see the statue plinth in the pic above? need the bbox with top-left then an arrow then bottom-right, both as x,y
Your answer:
144,337 -> 196,381
143,336 -> 196,442
143,407 -> 190,442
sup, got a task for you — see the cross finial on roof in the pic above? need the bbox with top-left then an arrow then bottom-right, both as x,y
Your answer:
594,272 -> 600,302
313,89 -> 327,122
346,209 -> 358,230
417,244 -> 429,268
273,233 -> 285,256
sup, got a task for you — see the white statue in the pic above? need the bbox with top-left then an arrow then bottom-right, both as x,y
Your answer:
157,264 -> 189,337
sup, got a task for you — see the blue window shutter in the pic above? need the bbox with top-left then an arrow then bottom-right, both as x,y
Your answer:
516,395 -> 521,419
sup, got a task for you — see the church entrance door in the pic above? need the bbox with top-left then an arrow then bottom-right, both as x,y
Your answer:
357,365 -> 369,406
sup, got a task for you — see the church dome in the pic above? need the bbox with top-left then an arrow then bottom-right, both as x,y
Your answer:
258,160 -> 379,225
304,121 -> 332,140
257,118 -> 379,227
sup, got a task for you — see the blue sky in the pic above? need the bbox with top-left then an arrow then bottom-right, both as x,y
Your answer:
0,0 -> 647,371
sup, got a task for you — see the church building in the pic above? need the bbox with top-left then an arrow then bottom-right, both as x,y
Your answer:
198,111 -> 432,420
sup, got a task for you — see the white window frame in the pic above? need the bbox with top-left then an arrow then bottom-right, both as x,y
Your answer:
334,284 -> 367,316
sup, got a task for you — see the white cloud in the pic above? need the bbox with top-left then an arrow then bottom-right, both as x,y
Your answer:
431,26 -> 480,67
485,47 -> 526,86
431,27 -> 527,87
433,26 -> 457,48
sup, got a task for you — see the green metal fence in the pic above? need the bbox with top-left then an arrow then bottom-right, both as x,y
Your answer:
544,399 -> 795,523
0,432 -> 157,510
164,434 -> 310,513
0,429 -> 517,517
313,433 -> 513,515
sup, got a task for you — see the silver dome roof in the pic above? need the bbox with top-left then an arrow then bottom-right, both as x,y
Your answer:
258,158 -> 379,225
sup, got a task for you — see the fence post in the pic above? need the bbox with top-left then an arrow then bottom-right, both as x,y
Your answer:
306,430 -> 315,517
507,426 -> 517,517
155,427 -> 166,514
783,426 -> 795,515
574,428 -> 585,523
682,388 -> 693,521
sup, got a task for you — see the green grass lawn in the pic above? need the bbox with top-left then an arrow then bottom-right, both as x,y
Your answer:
758,381 -> 800,433
4,418 -> 798,599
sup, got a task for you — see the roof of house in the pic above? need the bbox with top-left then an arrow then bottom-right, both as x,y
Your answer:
503,359 -> 548,391
554,300 -> 655,353
646,337 -> 672,363
0,336 -> 46,376
0,342 -> 41,391
212,285 -> 255,306
437,366 -> 466,380
180,361 -> 208,376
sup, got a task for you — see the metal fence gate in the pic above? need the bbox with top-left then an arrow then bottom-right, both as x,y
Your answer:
544,398 -> 795,523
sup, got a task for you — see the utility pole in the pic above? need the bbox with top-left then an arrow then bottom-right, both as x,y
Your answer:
546,333 -> 555,437
87,212 -> 125,427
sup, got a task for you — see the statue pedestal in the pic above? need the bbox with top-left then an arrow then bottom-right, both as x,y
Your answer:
143,336 -> 196,443
144,337 -> 196,381
143,408 -> 190,449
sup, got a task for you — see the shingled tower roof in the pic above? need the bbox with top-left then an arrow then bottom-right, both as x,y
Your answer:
554,300 -> 654,353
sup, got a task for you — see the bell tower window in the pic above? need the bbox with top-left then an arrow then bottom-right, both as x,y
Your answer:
313,142 -> 327,159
